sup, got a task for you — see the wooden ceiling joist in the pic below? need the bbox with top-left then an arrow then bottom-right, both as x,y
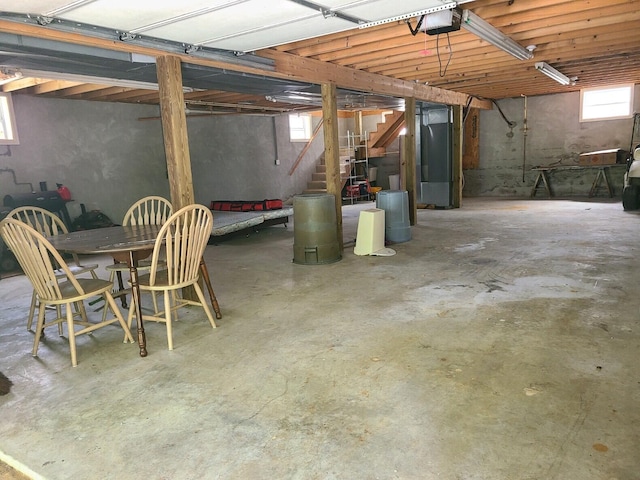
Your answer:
0,0 -> 637,105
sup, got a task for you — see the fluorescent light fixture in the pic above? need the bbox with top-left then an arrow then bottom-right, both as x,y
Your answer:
461,9 -> 533,60
534,62 -> 571,86
359,2 -> 457,29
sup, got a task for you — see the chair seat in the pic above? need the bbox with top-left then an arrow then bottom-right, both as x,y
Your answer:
55,263 -> 99,278
57,278 -> 114,301
105,260 -> 152,272
135,270 -> 194,289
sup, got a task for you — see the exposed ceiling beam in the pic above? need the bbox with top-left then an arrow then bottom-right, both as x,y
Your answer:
0,18 -> 492,109
259,48 -> 491,108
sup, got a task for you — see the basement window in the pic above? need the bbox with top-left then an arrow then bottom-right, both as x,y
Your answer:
580,84 -> 634,122
0,93 -> 19,145
289,114 -> 312,141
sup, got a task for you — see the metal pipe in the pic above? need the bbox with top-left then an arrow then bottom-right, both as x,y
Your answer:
0,167 -> 34,192
522,94 -> 528,182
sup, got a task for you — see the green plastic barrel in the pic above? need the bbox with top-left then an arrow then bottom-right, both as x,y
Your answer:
293,194 -> 341,265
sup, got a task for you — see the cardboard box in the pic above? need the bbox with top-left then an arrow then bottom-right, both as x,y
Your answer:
579,148 -> 627,166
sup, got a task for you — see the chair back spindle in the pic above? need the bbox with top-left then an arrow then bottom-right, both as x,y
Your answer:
123,196 -> 173,227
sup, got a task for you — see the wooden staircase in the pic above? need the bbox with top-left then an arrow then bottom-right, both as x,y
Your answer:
303,110 -> 405,194
366,110 -> 405,157
303,154 -> 351,194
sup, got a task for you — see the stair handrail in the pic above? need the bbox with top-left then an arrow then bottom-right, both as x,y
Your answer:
289,118 -> 324,176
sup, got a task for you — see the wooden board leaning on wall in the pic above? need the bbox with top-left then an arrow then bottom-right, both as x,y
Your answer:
463,108 -> 480,170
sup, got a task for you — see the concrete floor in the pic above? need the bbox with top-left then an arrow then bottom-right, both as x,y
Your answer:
0,198 -> 639,480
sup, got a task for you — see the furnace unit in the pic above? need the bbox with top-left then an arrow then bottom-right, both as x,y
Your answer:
416,104 -> 453,208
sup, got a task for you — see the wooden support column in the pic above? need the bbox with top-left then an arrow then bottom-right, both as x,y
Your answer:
452,105 -> 463,208
403,97 -> 417,226
353,110 -> 363,139
321,83 -> 343,251
156,55 -> 194,209
156,55 -> 198,301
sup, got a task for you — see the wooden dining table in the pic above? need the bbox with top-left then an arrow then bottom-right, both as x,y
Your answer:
47,224 -> 221,357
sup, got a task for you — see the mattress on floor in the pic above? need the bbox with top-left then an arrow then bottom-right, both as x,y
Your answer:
210,207 -> 292,236
261,207 -> 293,221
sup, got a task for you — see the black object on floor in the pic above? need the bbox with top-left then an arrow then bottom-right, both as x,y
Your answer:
0,371 -> 13,395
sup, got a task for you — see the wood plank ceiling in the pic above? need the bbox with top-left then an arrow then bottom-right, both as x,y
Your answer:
0,0 -> 639,113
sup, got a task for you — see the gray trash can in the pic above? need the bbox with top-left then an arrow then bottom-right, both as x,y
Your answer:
376,190 -> 411,243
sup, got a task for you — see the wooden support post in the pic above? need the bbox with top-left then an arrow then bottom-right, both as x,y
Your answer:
463,108 -> 480,170
403,97 -> 417,226
156,55 -> 198,301
354,110 -> 363,139
321,83 -> 343,252
156,55 -> 194,209
452,105 -> 463,208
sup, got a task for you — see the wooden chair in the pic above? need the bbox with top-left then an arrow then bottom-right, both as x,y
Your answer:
0,218 -> 134,367
127,204 -> 217,350
8,206 -> 99,331
105,196 -> 173,311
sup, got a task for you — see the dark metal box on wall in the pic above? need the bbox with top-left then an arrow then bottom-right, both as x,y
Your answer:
578,148 -> 627,166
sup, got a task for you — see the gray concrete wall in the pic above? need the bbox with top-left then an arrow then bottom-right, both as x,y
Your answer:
187,113 -> 324,205
0,95 -> 322,224
0,95 -> 167,224
465,85 -> 640,197
8,84 -> 629,225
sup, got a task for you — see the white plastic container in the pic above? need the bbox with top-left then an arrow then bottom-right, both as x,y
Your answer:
388,174 -> 400,190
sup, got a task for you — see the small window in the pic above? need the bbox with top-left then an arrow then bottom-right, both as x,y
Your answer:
580,84 -> 634,122
289,114 -> 312,141
0,93 -> 19,145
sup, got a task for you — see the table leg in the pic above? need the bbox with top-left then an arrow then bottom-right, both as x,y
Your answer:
531,171 -> 552,197
199,258 -> 222,320
589,168 -> 613,197
115,267 -> 128,308
128,251 -> 147,357
541,171 -> 552,197
589,170 -> 601,197
603,167 -> 613,197
530,172 -> 542,197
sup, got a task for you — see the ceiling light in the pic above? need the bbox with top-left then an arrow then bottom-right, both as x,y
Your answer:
461,10 -> 533,60
359,2 -> 458,29
534,62 -> 572,86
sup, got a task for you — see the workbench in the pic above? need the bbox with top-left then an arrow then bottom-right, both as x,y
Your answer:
530,164 -> 626,198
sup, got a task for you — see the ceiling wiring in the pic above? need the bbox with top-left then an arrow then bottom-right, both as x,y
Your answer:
436,33 -> 453,77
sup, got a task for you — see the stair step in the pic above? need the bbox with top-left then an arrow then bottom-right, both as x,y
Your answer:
318,155 -> 350,165
304,188 -> 327,194
368,110 -> 405,149
312,172 -> 326,181
307,180 -> 326,189
316,162 -> 351,174
368,147 -> 386,158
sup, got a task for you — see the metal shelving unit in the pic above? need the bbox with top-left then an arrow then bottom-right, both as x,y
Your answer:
341,131 -> 369,204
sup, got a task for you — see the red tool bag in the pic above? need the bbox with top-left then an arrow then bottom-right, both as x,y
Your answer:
210,199 -> 283,211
